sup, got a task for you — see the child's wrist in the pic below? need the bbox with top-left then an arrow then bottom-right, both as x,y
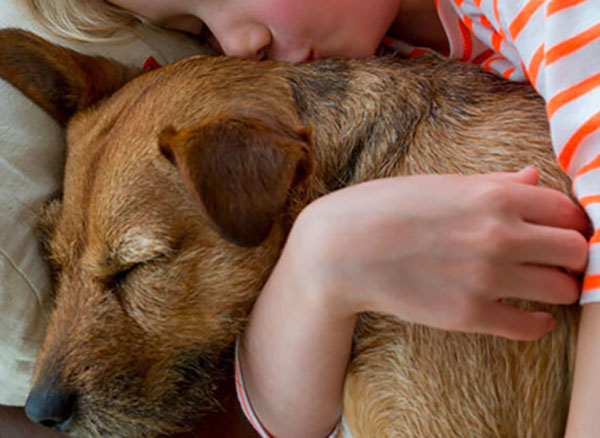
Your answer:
284,205 -> 364,318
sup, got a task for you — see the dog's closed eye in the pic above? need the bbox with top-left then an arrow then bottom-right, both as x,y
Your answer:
105,262 -> 144,290
97,229 -> 175,288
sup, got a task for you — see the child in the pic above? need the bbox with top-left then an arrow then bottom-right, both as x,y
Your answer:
19,0 -> 599,437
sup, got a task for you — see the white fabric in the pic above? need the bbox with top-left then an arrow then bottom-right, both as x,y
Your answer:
0,0 -> 212,406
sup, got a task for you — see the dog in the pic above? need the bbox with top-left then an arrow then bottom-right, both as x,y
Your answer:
0,29 -> 578,438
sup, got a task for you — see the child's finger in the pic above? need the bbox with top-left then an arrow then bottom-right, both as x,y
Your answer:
482,304 -> 555,341
515,185 -> 590,234
515,225 -> 588,272
497,265 -> 580,304
482,166 -> 539,185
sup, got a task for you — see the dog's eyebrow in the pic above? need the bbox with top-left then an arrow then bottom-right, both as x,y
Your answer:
114,228 -> 173,264
92,227 -> 174,277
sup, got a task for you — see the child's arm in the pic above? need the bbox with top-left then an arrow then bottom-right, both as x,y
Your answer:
565,303 -> 600,437
239,247 -> 355,437
238,167 -> 588,438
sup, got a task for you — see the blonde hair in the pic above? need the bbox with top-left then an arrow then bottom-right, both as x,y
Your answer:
19,0 -> 148,43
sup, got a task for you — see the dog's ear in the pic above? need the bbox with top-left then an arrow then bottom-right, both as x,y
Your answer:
0,29 -> 139,126
159,114 -> 313,247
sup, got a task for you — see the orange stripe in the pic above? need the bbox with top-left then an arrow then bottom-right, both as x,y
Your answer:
474,0 -> 482,6
499,28 -> 508,41
583,274 -> 600,292
409,48 -> 428,58
482,56 -> 503,71
509,0 -> 544,40
527,43 -> 544,89
463,15 -> 474,32
580,195 -> 600,208
558,110 -> 600,171
472,49 -> 495,65
491,32 -> 503,52
454,0 -> 464,6
546,22 -> 600,66
502,67 -> 515,79
480,15 -> 493,28
547,71 -> 600,118
458,19 -> 473,60
575,153 -> 600,177
547,0 -> 588,16
591,230 -> 600,244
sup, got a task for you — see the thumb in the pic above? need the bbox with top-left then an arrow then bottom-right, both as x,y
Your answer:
484,166 -> 539,186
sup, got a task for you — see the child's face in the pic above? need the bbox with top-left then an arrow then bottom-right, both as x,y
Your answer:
110,0 -> 401,63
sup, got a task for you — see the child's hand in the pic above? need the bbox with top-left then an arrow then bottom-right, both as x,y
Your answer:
287,167 -> 589,341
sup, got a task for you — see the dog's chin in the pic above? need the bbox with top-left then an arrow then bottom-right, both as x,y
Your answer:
67,412 -> 177,438
68,389 -> 220,438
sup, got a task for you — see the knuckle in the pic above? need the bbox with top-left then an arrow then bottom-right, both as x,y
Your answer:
479,221 -> 514,258
477,183 -> 511,209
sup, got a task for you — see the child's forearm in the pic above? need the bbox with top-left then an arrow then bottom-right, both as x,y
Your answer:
565,303 -> 600,437
238,218 -> 357,438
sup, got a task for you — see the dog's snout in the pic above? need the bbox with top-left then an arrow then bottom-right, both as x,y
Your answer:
25,383 -> 76,431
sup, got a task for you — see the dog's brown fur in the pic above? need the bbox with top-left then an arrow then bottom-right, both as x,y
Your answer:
0,29 -> 579,438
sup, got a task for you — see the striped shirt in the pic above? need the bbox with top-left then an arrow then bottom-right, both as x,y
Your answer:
436,0 -> 600,304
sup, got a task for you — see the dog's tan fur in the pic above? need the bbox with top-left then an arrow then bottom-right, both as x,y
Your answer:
0,29 -> 579,438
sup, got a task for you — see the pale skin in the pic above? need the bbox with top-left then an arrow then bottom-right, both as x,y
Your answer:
4,0 -> 593,436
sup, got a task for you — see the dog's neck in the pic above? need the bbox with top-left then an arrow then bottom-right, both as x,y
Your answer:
285,56 -> 433,205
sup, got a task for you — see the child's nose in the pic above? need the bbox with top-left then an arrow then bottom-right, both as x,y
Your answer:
218,24 -> 272,60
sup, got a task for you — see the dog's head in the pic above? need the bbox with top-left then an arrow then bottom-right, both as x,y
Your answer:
0,30 -> 312,437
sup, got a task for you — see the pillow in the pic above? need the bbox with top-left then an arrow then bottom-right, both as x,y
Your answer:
0,0 -> 212,406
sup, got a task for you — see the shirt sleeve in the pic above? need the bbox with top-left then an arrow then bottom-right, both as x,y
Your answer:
442,0 -> 600,304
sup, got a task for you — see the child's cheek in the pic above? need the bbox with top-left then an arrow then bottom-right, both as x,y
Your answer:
251,0 -> 313,35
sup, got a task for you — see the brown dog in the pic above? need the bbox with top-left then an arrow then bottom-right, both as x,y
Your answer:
0,29 -> 578,438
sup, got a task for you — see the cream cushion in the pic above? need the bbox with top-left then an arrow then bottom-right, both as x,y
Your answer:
0,0 -> 211,406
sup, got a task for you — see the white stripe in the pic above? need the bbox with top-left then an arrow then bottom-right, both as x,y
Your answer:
584,202 -> 600,228
544,5 -> 600,50
438,0 -> 466,60
544,38 -> 600,100
478,0 -> 501,34
580,288 -> 600,305
573,167 -> 600,199
586,244 -> 600,276
549,88 -> 600,171
510,4 -> 544,62
562,131 -> 600,179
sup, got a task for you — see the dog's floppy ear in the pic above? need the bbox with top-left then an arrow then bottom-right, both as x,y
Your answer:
159,113 -> 313,247
0,29 -> 139,126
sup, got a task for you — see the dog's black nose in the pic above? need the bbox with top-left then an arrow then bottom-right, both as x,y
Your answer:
25,384 -> 76,431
